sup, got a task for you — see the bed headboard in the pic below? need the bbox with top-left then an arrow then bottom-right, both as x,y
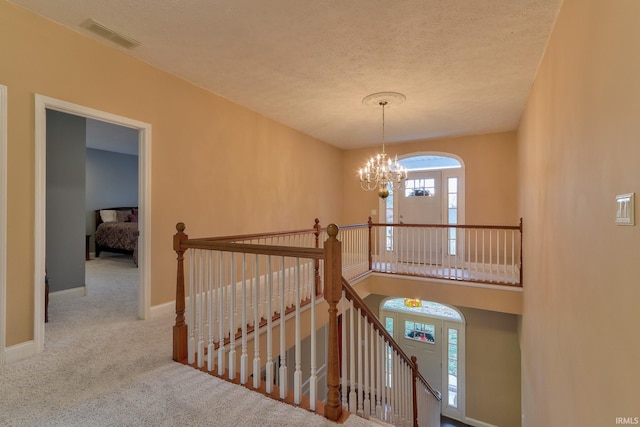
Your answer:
95,207 -> 139,230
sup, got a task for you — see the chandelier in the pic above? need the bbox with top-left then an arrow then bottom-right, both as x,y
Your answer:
358,92 -> 408,199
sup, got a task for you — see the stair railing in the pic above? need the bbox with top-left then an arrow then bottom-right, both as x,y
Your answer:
173,222 -> 344,421
174,220 -> 473,426
339,277 -> 441,427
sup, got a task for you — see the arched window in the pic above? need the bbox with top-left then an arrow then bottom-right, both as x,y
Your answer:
382,298 -> 462,321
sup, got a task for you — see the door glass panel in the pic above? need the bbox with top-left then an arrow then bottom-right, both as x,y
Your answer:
448,328 -> 458,408
385,317 -> 394,335
385,185 -> 394,251
385,317 -> 394,387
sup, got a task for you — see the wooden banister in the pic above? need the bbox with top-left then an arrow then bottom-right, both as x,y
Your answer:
369,221 -> 522,231
189,227 -> 318,243
323,224 -> 343,422
173,222 -> 188,362
179,240 -> 324,259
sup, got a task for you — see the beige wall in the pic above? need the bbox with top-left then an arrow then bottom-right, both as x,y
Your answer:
342,131 -> 519,226
1,1 -> 343,346
518,0 -> 640,425
364,294 -> 521,426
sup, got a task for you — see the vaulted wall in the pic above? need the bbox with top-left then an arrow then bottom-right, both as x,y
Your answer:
0,1 -> 343,346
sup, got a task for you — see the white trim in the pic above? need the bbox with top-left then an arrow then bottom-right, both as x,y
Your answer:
34,94 -> 152,356
370,272 -> 523,292
5,340 -> 36,364
48,286 -> 86,299
150,300 -> 176,319
464,416 -> 498,427
0,85 -> 7,365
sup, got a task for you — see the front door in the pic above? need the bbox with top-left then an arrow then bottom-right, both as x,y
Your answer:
397,171 -> 443,264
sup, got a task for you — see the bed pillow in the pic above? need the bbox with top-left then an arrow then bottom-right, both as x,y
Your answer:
100,209 -> 117,223
116,209 -> 131,222
128,213 -> 138,223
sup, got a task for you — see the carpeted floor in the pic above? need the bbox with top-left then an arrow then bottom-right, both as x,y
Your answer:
0,254 -> 378,427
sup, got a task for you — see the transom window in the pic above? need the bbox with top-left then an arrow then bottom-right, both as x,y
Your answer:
382,299 -> 462,321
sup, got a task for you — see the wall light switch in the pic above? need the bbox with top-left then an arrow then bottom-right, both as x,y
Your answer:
371,209 -> 377,216
615,193 -> 635,226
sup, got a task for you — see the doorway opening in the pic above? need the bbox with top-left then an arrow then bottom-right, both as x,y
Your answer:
379,153 -> 465,260
380,297 -> 466,421
34,95 -> 151,354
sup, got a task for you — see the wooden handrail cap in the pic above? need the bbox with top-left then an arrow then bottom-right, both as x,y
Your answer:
327,224 -> 339,239
176,222 -> 186,233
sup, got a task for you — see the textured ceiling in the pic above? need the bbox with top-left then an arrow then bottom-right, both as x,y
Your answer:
10,0 -> 563,149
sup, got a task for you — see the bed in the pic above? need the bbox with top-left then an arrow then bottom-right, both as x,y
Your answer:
94,207 -> 139,265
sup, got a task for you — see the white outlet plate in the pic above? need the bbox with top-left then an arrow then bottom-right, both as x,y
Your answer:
615,193 -> 635,226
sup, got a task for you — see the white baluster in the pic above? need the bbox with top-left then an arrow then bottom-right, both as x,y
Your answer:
240,254 -> 248,384
357,308 -> 363,415
349,299 -> 356,413
228,254 -> 236,380
188,250 -> 195,365
217,252 -> 225,377
197,250 -> 205,368
445,227 -> 451,280
341,292 -> 348,411
279,256 -> 287,399
207,251 -> 215,372
266,255 -> 274,394
393,351 -> 399,424
253,254 -> 261,389
294,258 -> 302,405
363,318 -> 370,417
375,330 -> 382,419
309,259 -> 317,411
511,230 -> 516,281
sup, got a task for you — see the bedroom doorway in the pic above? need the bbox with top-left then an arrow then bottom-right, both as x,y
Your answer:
34,94 -> 151,354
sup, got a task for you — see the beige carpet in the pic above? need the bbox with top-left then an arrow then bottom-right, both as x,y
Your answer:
0,254 -> 377,427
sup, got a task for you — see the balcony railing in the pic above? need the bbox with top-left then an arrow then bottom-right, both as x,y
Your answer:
172,218 -> 522,426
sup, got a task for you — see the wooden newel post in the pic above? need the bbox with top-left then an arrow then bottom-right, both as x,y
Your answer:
173,222 -> 188,362
411,356 -> 419,427
324,224 -> 343,422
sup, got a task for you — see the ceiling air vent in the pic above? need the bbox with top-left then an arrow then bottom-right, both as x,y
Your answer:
80,18 -> 141,50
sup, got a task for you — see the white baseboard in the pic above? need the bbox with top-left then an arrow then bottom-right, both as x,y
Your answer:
4,340 -> 35,363
150,300 -> 176,319
49,285 -> 86,300
465,416 -> 498,427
